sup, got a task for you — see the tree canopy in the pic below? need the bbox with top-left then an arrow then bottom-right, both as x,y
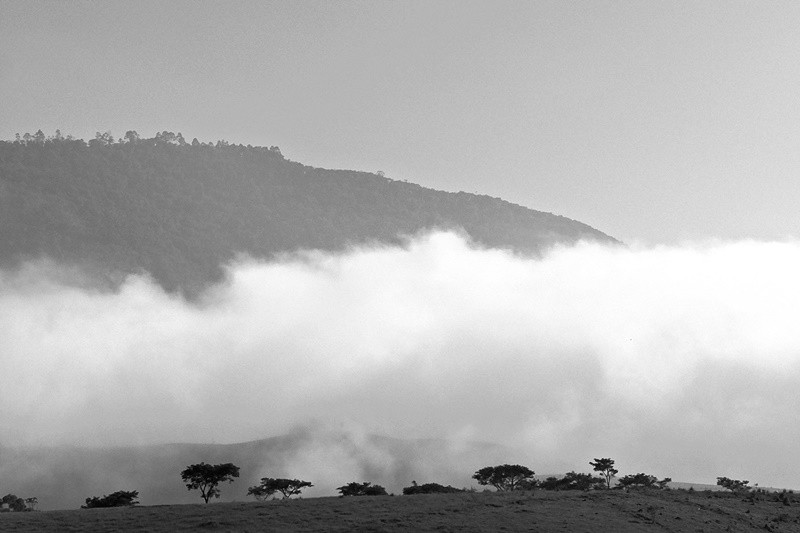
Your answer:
247,478 -> 313,500
180,462 -> 240,503
539,471 -> 605,491
336,482 -> 388,497
590,458 -> 618,489
401,482 -> 464,495
1,494 -> 28,512
716,477 -> 751,493
82,490 -> 139,508
472,464 -> 536,491
617,473 -> 671,490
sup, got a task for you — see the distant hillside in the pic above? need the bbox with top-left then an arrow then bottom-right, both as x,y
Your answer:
0,429 -> 514,510
0,131 -> 618,292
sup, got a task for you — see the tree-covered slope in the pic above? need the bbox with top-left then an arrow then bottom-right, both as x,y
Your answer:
0,132 -> 618,292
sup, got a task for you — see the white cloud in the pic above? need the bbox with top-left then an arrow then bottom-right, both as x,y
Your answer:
1,232 -> 799,487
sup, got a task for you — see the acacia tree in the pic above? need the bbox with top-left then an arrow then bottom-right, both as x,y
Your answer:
472,464 -> 536,491
247,478 -> 313,500
180,462 -> 240,503
590,458 -> 618,489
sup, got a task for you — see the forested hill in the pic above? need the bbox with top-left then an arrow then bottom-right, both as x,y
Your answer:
0,131 -> 618,292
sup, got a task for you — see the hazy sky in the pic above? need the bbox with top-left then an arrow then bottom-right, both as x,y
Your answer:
3,1 -> 800,244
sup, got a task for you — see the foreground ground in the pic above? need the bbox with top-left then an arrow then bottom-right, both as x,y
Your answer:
2,489 -> 799,532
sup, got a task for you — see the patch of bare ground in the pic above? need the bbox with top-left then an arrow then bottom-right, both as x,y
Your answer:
1,489 -> 799,532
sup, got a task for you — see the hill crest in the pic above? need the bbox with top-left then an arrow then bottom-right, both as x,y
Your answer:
0,131 -> 618,293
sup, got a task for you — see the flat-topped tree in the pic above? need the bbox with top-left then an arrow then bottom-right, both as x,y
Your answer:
472,464 -> 536,491
180,462 -> 240,503
247,478 -> 313,500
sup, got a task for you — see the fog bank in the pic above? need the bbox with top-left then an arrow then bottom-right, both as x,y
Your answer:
1,232 -> 799,488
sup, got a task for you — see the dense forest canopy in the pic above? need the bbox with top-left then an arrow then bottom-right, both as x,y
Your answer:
0,130 -> 618,293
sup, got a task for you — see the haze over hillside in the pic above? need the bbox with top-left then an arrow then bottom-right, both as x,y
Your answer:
0,427 -> 517,510
0,131 -> 617,292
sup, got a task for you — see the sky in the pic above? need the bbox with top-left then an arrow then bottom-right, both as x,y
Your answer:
3,0 -> 800,244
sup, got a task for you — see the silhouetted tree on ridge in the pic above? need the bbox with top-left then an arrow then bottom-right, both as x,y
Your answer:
590,458 -> 618,489
247,478 -> 313,500
473,464 -> 536,491
180,463 -> 240,503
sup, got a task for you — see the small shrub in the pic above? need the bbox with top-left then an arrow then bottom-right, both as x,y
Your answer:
772,512 -> 791,523
776,490 -> 793,506
539,477 -> 562,491
336,482 -> 388,497
539,472 -> 605,491
716,477 -> 751,494
82,490 -> 139,508
1,494 -> 27,512
402,481 -> 464,495
617,473 -> 671,490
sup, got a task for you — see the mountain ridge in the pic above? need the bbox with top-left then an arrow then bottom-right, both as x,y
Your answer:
0,132 -> 619,293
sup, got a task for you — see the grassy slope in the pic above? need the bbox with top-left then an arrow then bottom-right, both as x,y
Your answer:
2,490 -> 799,532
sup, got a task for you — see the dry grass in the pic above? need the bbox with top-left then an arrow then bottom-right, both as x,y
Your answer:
2,489 -> 800,532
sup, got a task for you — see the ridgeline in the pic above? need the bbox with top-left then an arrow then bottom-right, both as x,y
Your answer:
0,131 -> 618,293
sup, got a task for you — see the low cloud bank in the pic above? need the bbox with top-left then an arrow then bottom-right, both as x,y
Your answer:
1,232 -> 799,489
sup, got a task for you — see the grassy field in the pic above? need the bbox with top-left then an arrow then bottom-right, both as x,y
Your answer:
1,489 -> 799,532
